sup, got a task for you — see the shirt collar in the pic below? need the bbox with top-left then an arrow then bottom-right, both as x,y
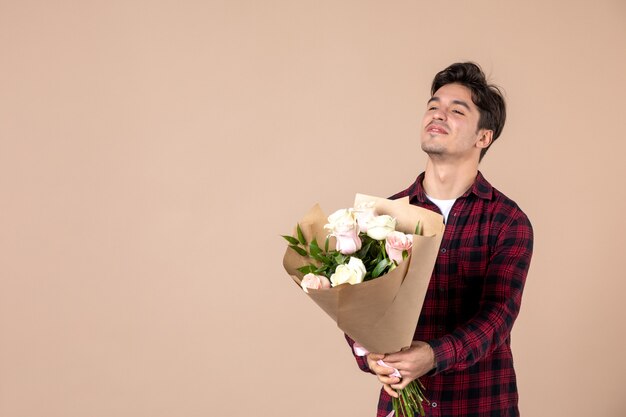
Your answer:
408,171 -> 493,203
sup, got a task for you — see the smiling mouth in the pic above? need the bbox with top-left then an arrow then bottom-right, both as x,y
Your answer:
426,124 -> 448,134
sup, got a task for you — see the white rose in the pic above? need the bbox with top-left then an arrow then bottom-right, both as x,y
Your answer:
330,257 -> 367,287
366,215 -> 396,240
324,208 -> 358,235
353,201 -> 376,232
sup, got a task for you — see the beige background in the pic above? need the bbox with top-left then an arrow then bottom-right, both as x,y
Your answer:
1,1 -> 625,416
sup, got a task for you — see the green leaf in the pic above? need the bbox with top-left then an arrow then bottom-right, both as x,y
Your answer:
414,220 -> 422,236
309,238 -> 322,257
289,245 -> 308,257
371,258 -> 390,278
324,236 -> 330,252
281,235 -> 300,245
356,240 -> 372,259
297,265 -> 315,274
402,250 -> 409,260
310,254 -> 323,263
316,253 -> 331,264
297,224 -> 307,245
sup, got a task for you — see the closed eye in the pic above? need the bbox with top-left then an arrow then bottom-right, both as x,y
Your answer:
452,109 -> 464,115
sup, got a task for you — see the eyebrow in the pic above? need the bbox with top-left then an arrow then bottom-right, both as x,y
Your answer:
427,97 -> 472,111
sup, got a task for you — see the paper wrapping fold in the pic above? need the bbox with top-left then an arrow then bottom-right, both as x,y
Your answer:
282,194 -> 445,354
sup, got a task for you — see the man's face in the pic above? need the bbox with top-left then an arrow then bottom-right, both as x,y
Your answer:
420,83 -> 488,161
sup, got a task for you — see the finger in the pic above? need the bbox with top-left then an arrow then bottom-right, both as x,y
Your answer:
377,375 -> 401,386
381,358 -> 402,368
368,360 -> 396,376
382,352 -> 405,363
379,360 -> 403,376
391,376 -> 413,391
368,353 -> 385,361
383,384 -> 398,398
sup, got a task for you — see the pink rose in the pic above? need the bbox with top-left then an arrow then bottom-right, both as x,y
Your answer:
300,273 -> 331,293
324,208 -> 362,255
335,228 -> 362,255
385,231 -> 413,264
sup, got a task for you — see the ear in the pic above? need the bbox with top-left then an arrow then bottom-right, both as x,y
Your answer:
476,129 -> 493,150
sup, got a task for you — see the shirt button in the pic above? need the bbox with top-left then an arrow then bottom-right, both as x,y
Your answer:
432,402 -> 438,408
440,248 -> 447,253
438,286 -> 445,293
437,325 -> 444,331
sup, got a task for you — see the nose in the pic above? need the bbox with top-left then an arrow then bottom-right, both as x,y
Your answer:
432,107 -> 446,121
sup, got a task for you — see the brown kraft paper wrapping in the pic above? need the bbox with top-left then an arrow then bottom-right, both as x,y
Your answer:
283,194 -> 445,354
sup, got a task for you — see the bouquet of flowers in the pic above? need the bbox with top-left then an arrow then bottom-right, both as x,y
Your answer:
282,194 -> 445,417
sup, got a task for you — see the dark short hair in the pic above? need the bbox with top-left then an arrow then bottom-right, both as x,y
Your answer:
431,62 -> 506,160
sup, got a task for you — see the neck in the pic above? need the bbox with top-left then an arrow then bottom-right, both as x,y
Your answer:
423,158 -> 478,199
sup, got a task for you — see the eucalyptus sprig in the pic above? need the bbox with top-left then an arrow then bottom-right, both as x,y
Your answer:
281,224 -> 347,278
282,223 -> 404,280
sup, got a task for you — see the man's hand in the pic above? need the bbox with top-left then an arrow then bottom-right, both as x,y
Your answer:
366,341 -> 436,398
366,352 -> 401,398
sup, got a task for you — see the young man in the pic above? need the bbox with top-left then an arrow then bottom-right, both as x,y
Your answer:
347,62 -> 534,416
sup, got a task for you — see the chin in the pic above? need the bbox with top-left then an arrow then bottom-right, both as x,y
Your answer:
421,144 -> 445,155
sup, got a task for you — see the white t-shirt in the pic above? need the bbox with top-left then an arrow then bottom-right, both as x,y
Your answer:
426,194 -> 457,224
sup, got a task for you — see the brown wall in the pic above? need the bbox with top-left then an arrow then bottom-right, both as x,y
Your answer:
1,1 -> 625,416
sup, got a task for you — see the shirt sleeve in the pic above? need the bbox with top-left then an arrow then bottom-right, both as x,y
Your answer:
344,334 -> 375,374
428,211 -> 534,374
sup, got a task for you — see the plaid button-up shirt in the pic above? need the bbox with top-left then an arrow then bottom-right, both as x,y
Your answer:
347,172 -> 534,417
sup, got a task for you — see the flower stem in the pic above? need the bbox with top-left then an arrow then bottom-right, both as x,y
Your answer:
392,379 -> 429,417
380,240 -> 389,261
